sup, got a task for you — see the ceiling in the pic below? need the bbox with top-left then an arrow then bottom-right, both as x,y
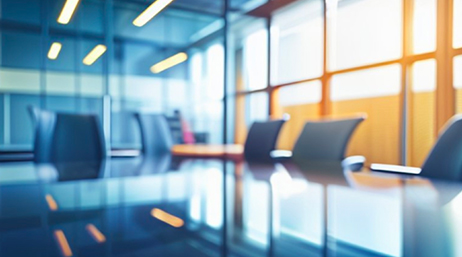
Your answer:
115,0 -> 266,15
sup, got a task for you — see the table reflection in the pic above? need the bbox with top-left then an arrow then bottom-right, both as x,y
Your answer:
0,158 -> 461,256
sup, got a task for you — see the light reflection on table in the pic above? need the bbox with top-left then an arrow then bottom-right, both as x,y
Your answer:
0,156 -> 460,257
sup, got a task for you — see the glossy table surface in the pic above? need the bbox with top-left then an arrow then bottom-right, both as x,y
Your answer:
171,144 -> 244,160
0,156 -> 461,257
0,144 -> 244,163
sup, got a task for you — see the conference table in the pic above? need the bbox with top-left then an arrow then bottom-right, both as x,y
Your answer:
171,144 -> 244,161
0,155 -> 460,257
0,144 -> 245,163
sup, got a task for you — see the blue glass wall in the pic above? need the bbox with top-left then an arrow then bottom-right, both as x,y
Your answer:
0,0 -> 227,150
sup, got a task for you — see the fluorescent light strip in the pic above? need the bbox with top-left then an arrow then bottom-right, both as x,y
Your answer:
150,52 -> 188,73
86,224 -> 106,243
54,230 -> 73,257
45,194 -> 58,211
151,208 -> 184,228
133,0 -> 174,27
48,42 -> 62,60
57,0 -> 80,24
83,45 -> 107,65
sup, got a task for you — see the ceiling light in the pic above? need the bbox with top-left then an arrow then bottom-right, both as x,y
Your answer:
150,52 -> 188,73
47,42 -> 62,60
45,194 -> 58,211
86,224 -> 106,243
57,0 -> 80,24
151,208 -> 184,227
54,230 -> 73,257
83,45 -> 107,65
133,0 -> 174,27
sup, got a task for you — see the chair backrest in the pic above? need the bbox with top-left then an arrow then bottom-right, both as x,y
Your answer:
292,116 -> 365,162
244,119 -> 286,162
33,110 -> 57,163
28,105 -> 41,129
50,113 -> 106,163
420,115 -> 462,181
165,114 -> 184,144
135,113 -> 173,156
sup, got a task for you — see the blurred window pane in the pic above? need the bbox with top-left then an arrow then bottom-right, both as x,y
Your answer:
455,0 -> 462,48
327,0 -> 402,71
247,92 -> 268,126
0,0 -> 41,25
49,0 -> 104,35
410,59 -> 436,167
271,0 -> 323,85
454,56 -> 462,113
188,44 -> 225,144
455,56 -> 462,89
1,31 -> 41,69
279,81 -> 322,107
206,44 -> 225,100
276,81 -> 322,150
331,64 -> 401,164
244,29 -> 268,91
412,0 -> 437,54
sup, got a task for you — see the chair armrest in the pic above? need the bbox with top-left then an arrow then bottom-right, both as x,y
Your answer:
370,163 -> 421,175
270,150 -> 292,161
342,155 -> 366,171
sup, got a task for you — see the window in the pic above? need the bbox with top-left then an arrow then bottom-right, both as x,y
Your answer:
327,0 -> 402,71
410,59 -> 437,167
275,81 -> 322,150
0,0 -> 41,25
247,92 -> 269,126
189,43 -> 225,144
454,0 -> 462,48
412,0 -> 437,54
244,29 -> 268,91
206,44 -> 225,100
271,0 -> 324,85
331,64 -> 402,164
454,56 -> 462,112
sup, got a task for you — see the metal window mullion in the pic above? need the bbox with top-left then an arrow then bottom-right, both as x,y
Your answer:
4,93 -> 10,145
401,0 -> 414,166
103,0 -> 114,153
321,0 -> 330,116
435,0 -> 454,132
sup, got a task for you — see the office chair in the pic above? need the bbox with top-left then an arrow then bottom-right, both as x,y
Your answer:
50,113 -> 106,163
28,105 -> 41,129
244,118 -> 287,162
135,113 -> 173,156
372,114 -> 462,181
272,116 -> 366,170
292,116 -> 365,161
33,110 -> 57,163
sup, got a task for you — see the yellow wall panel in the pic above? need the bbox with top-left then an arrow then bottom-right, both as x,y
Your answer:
234,95 -> 247,144
332,95 -> 401,165
410,92 -> 435,167
275,103 -> 321,150
456,89 -> 462,114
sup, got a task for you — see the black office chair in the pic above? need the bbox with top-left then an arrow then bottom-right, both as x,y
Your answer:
272,116 -> 366,170
49,113 -> 106,164
292,116 -> 365,162
28,105 -> 41,129
372,115 -> 462,181
420,115 -> 462,180
244,119 -> 287,162
135,113 -> 173,156
33,110 -> 57,163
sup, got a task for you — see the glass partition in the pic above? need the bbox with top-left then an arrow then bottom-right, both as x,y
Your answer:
0,0 -> 226,150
